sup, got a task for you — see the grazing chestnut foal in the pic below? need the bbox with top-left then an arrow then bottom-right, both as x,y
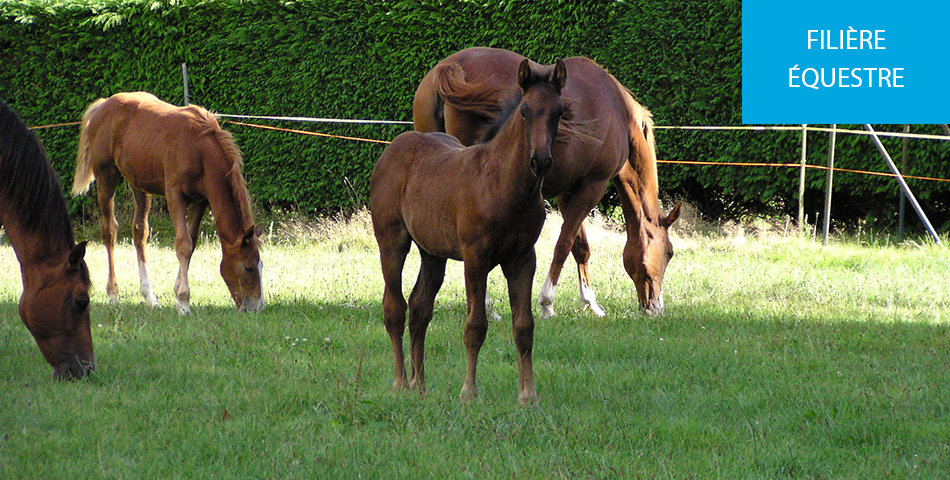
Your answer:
370,60 -> 567,405
73,92 -> 263,315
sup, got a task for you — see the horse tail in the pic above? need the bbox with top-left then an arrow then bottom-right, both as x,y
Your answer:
433,63 -> 504,119
72,98 -> 107,195
412,68 -> 445,133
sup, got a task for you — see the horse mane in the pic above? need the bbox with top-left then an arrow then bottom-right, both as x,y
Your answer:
612,75 -> 661,223
196,108 -> 254,227
0,99 -> 76,248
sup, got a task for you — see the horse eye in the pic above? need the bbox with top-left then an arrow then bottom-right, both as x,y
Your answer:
74,294 -> 90,312
244,265 -> 256,274
520,105 -> 529,118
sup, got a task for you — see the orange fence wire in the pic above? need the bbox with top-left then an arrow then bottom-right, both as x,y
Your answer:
27,119 -> 950,183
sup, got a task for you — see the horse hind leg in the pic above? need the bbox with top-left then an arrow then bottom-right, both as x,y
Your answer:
572,224 -> 606,317
407,250 -> 446,393
131,189 -> 158,308
96,169 -> 121,303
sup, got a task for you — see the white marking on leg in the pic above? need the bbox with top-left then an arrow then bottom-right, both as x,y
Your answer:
138,260 -> 159,308
539,275 -> 557,318
579,278 -> 606,317
176,265 -> 191,316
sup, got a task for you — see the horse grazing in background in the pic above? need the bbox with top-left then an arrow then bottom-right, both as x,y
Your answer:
0,98 -> 93,379
371,59 -> 567,406
73,92 -> 263,315
414,47 -> 681,316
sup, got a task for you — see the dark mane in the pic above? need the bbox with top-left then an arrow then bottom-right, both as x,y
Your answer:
0,99 -> 75,247
479,94 -> 583,144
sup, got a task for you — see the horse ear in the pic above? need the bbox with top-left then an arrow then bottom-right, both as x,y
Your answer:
242,225 -> 260,247
663,202 -> 683,227
517,59 -> 533,90
68,241 -> 87,268
552,60 -> 567,91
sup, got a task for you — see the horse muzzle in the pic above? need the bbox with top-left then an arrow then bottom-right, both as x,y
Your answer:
52,358 -> 94,380
642,291 -> 665,316
239,296 -> 265,313
530,155 -> 553,178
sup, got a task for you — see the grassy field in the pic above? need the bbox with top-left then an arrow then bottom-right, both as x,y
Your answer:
1,210 -> 949,479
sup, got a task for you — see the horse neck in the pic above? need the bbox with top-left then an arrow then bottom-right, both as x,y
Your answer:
0,215 -> 71,285
615,158 -> 661,239
207,173 -> 254,246
480,112 -> 539,196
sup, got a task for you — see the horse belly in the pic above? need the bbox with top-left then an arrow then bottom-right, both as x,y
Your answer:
403,204 -> 463,261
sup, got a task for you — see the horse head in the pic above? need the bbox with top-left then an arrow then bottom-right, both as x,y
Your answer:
220,224 -> 264,313
19,242 -> 94,379
623,202 -> 682,315
516,59 -> 567,178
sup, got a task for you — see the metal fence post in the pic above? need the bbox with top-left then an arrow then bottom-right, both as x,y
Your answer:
798,124 -> 807,231
822,125 -> 836,245
865,124 -> 941,244
898,124 -> 909,240
182,63 -> 190,106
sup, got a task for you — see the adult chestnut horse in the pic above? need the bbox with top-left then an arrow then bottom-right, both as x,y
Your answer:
0,98 -> 93,378
371,59 -> 567,406
73,92 -> 263,315
414,47 -> 681,316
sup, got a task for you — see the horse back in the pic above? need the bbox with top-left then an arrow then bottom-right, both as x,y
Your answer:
371,131 -> 472,260
87,92 -> 226,196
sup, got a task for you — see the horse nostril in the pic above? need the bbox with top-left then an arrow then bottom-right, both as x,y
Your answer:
531,155 -> 553,176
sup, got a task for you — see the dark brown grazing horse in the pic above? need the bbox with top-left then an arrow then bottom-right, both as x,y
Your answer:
0,98 -> 93,379
371,59 -> 567,406
414,47 -> 681,316
73,92 -> 263,315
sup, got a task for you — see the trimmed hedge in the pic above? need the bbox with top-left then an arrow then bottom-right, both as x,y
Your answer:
2,0 -> 948,232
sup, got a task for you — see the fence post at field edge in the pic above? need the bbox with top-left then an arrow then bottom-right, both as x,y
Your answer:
798,124 -> 807,231
898,124 -> 909,240
822,125 -> 836,245
182,63 -> 190,106
865,124 -> 941,245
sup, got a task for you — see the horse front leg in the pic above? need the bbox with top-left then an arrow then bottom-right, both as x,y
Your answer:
460,260 -> 490,403
503,248 -> 538,407
571,224 -> 605,317
407,250 -> 446,393
168,196 -> 194,315
377,228 -> 411,391
131,189 -> 158,308
540,184 -> 608,318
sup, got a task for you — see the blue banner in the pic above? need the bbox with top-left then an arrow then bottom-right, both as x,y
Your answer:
742,1 -> 950,123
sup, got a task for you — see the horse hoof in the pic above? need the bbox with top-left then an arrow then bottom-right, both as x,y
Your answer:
585,302 -> 606,318
177,304 -> 191,316
459,386 -> 478,403
518,392 -> 539,408
540,305 -> 556,318
145,295 -> 159,309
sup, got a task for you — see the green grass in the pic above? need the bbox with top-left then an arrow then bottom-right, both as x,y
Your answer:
1,212 -> 949,479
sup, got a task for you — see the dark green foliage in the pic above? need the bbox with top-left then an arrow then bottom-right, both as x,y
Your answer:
2,0 -> 948,231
